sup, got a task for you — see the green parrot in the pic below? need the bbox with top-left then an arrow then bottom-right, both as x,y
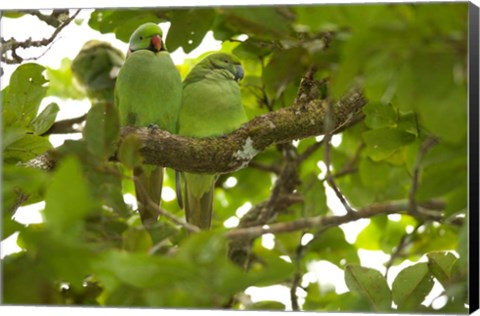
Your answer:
178,53 -> 248,230
71,40 -> 125,104
115,23 -> 182,226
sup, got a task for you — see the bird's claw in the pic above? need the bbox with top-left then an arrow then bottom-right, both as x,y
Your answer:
147,124 -> 159,132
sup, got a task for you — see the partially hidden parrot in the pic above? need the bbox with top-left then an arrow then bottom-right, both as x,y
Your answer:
115,23 -> 182,226
178,53 -> 248,230
71,40 -> 125,104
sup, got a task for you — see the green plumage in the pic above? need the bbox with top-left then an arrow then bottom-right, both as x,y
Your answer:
178,53 -> 247,229
115,23 -> 182,226
71,40 -> 125,104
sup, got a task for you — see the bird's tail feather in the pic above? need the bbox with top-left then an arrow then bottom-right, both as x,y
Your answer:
175,170 -> 184,210
184,179 -> 214,230
134,165 -> 163,226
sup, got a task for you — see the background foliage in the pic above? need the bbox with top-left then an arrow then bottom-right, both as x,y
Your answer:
1,3 -> 469,312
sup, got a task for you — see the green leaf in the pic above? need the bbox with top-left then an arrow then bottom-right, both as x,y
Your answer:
2,164 -> 48,215
455,223 -> 468,276
93,231 -> 290,308
43,156 -> 95,234
166,9 -> 216,53
118,133 -> 144,169
93,250 -> 188,290
83,102 -> 120,159
301,174 -> 328,216
88,10 -> 164,42
363,128 -> 416,161
392,262 -> 434,310
1,126 -> 24,150
262,47 -> 308,103
242,251 -> 295,288
3,63 -> 47,128
122,227 -> 153,253
2,216 -> 24,241
30,102 -> 60,135
303,283 -> 371,312
355,216 -> 416,252
98,283 -> 144,306
295,5 -> 349,32
416,158 -> 466,201
247,301 -> 285,310
308,227 -> 360,266
444,186 -> 467,217
3,134 -> 53,163
19,228 -> 93,288
3,11 -> 25,18
46,58 -> 85,100
2,252 -> 62,304
233,38 -> 273,59
408,223 -> 459,255
329,28 -> 372,98
221,7 -> 293,41
427,251 -> 457,288
417,84 -> 467,144
344,264 -> 392,311
363,102 -> 396,129
358,157 -> 411,201
363,52 -> 398,103
396,51 -> 467,144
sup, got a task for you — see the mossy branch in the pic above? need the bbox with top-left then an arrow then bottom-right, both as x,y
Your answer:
120,88 -> 366,174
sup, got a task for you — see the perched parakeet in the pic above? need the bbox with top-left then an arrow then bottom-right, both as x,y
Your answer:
178,53 -> 247,230
115,23 -> 182,226
71,40 -> 125,104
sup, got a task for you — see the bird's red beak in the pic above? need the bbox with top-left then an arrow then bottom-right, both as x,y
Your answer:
151,35 -> 163,52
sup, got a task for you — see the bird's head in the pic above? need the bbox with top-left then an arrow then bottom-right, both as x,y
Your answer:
128,22 -> 165,55
206,53 -> 244,81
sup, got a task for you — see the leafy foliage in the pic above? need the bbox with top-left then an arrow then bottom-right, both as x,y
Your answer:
1,3 -> 469,312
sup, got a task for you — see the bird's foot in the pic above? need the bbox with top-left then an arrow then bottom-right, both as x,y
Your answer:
147,124 -> 160,133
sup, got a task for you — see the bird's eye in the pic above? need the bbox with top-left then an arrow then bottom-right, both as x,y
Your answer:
139,36 -> 144,40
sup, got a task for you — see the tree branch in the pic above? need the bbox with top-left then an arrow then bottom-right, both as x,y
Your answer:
41,114 -> 87,135
225,199 -> 447,239
27,88 -> 367,173
23,10 -> 70,27
120,88 -> 366,174
1,9 -> 80,64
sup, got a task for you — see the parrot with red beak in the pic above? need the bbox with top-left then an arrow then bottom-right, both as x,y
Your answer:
115,22 -> 182,226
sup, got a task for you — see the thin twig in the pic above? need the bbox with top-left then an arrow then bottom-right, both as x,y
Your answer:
299,139 -> 324,161
259,56 -> 274,111
323,102 -> 355,214
385,222 -> 423,279
290,232 -> 306,311
133,174 -> 200,233
409,137 -> 438,215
